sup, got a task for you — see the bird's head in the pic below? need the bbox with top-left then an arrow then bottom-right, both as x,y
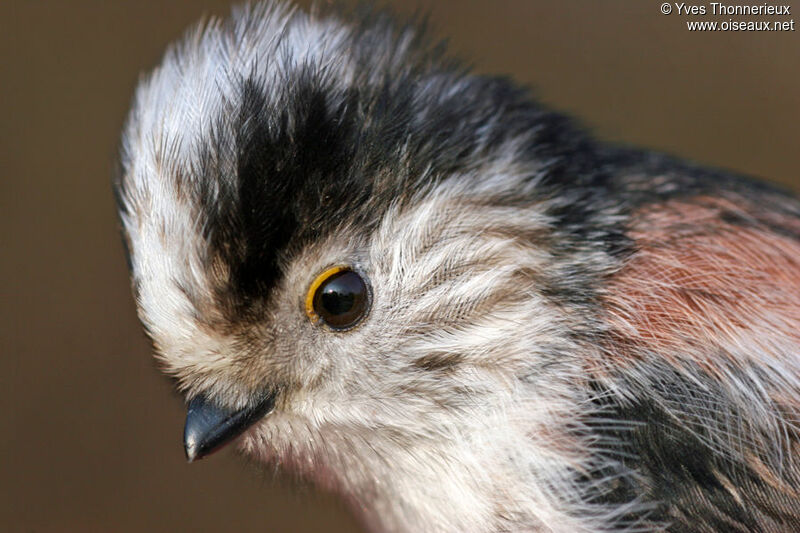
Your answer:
116,2 -> 624,528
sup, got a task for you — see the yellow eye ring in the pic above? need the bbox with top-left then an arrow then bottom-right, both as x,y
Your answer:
305,266 -> 370,330
305,266 -> 348,321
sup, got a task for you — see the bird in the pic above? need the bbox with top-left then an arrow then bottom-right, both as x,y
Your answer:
114,2 -> 800,531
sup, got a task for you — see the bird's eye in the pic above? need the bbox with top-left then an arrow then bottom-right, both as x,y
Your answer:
305,266 -> 370,330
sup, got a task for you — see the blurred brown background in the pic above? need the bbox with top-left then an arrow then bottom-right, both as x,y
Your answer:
1,1 -> 798,531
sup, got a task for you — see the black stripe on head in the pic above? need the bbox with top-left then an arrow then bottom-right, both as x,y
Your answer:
199,72 -> 372,320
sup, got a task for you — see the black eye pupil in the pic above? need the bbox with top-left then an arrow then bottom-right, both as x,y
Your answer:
321,290 -> 354,315
313,270 -> 369,329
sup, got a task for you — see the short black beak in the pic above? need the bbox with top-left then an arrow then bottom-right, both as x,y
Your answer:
183,392 -> 276,462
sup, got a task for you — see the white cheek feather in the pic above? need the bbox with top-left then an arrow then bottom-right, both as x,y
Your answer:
237,178 -> 644,532
121,201 -> 236,392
